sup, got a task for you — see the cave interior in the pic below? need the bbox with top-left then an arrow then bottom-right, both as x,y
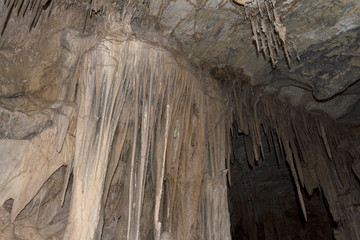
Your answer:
0,0 -> 360,239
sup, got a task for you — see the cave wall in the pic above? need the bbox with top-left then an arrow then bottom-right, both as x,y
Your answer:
0,13 -> 234,238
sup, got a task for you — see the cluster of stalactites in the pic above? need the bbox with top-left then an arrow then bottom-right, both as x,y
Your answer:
1,0 -> 54,35
232,77 -> 360,239
0,0 -> 134,37
235,0 -> 299,67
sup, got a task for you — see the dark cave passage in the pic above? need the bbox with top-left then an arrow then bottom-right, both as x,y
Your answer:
227,129 -> 335,239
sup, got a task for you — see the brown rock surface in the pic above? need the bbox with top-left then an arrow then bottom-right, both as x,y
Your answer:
0,1 -> 359,239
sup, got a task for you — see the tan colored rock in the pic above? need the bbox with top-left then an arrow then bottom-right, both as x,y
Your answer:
0,125 -> 74,222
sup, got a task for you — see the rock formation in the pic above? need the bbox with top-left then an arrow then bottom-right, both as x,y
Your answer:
0,0 -> 359,239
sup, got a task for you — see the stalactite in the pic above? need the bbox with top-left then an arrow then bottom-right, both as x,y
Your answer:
103,117 -> 129,206
284,140 -> 307,221
320,123 -> 333,160
0,0 -> 56,35
33,37 -> 232,240
233,0 -> 299,67
233,76 -> 360,240
154,104 -> 170,240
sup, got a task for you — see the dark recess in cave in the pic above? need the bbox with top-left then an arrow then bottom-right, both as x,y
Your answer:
227,128 -> 335,239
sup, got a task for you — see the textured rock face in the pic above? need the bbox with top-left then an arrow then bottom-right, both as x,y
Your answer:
0,5 -> 233,238
0,0 -> 359,240
132,0 -> 360,119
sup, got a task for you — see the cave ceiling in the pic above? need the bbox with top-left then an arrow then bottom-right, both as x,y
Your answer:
134,0 -> 360,121
0,0 -> 359,122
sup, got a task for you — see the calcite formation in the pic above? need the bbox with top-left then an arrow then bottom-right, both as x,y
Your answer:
0,1 -> 359,240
